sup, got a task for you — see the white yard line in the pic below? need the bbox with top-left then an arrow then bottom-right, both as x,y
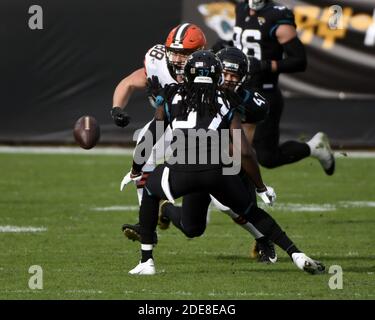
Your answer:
272,203 -> 337,212
122,288 -> 290,298
0,225 -> 47,233
92,201 -> 375,214
65,289 -> 103,294
92,205 -> 139,212
335,151 -> 375,158
339,201 -> 375,208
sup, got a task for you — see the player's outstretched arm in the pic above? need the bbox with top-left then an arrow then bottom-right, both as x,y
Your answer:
112,67 -> 148,109
275,25 -> 307,73
230,112 -> 276,205
111,68 -> 148,127
230,112 -> 265,190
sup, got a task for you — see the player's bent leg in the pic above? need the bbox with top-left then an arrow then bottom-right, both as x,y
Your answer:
307,132 -> 335,175
121,171 -> 154,242
128,178 -> 163,275
255,141 -> 311,168
247,207 -> 325,273
161,193 -> 211,238
210,194 -> 277,263
179,193 -> 211,238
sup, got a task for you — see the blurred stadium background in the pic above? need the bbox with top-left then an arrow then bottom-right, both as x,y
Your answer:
1,0 -> 374,147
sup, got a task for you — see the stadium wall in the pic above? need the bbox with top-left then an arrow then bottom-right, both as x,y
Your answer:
1,0 -> 374,147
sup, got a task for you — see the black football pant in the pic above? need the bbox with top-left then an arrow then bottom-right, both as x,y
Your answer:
160,170 -> 298,254
139,165 -> 253,244
140,166 -> 293,253
253,88 -> 310,168
162,171 -> 257,238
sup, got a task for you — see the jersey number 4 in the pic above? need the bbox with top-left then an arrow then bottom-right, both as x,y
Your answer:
233,27 -> 262,60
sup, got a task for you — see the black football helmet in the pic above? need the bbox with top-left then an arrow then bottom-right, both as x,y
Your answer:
184,50 -> 223,86
216,47 -> 249,91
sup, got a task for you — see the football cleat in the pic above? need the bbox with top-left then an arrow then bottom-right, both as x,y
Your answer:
122,223 -> 158,245
252,238 -> 277,264
158,200 -> 171,230
307,132 -> 335,176
128,258 -> 156,275
292,253 -> 325,275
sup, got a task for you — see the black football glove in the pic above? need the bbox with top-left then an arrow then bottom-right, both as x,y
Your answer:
111,107 -> 130,128
146,75 -> 162,98
248,57 -> 272,76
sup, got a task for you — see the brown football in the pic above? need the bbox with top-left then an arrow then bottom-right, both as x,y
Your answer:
73,115 -> 100,149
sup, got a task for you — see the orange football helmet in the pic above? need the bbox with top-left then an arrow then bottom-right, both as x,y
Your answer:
165,23 -> 207,77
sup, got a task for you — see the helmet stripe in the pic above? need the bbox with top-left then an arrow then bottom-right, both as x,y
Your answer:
174,23 -> 190,43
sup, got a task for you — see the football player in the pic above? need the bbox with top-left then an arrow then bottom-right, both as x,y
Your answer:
232,0 -> 335,173
110,23 -> 206,205
122,46 -> 278,263
156,47 -> 318,265
128,50 -> 325,275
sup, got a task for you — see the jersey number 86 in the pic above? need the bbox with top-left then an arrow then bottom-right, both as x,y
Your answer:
233,26 -> 262,60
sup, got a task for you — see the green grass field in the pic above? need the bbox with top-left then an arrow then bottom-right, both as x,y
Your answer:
0,151 -> 374,299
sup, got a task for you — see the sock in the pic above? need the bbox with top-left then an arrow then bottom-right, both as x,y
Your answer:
286,244 -> 301,258
279,141 -> 311,163
141,244 -> 153,263
273,231 -> 300,257
139,190 -> 159,244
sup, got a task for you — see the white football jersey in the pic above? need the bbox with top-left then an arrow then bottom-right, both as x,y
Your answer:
144,44 -> 177,88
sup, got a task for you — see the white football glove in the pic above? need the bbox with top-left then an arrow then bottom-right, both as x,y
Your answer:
120,170 -> 142,191
256,186 -> 276,206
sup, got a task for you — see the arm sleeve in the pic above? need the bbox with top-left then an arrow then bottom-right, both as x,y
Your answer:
230,112 -> 265,190
276,36 -> 307,73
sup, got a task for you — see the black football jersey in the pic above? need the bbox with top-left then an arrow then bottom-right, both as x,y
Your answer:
164,88 -> 234,171
233,1 -> 296,87
237,88 -> 268,124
